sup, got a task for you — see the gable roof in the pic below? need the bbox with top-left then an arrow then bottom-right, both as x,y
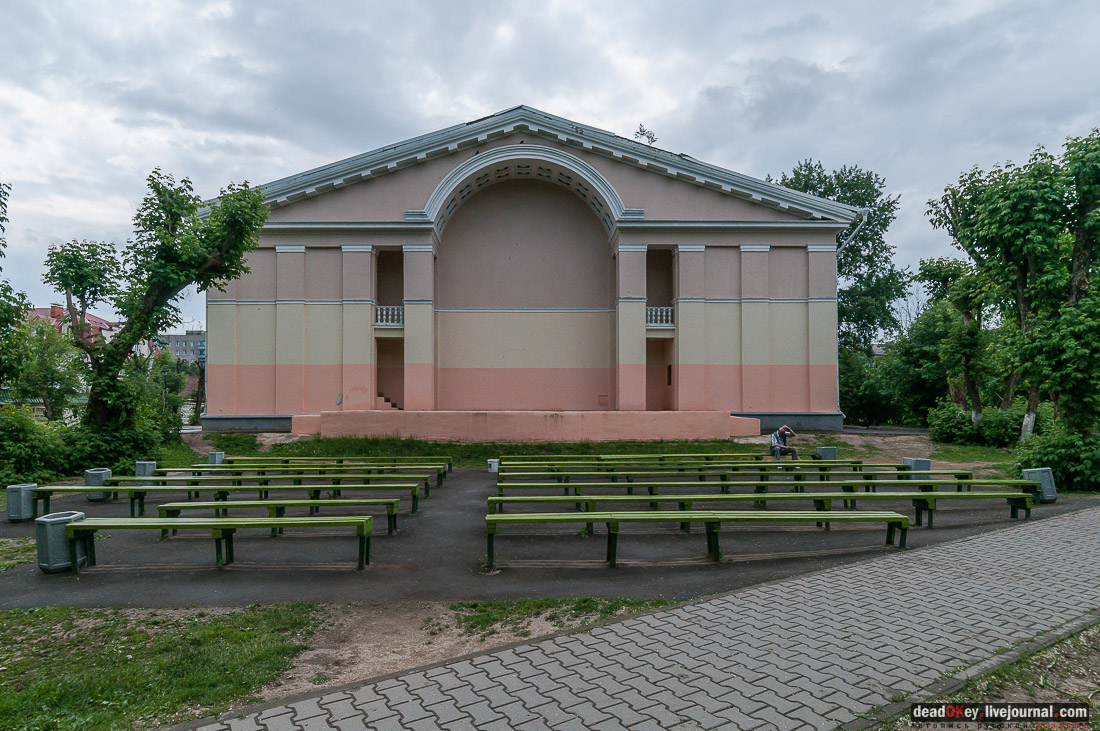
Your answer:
258,105 -> 862,224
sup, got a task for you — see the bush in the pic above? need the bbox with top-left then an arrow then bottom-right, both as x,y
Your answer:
1014,427 -> 1100,492
208,432 -> 260,455
0,406 -> 68,484
928,401 -> 978,444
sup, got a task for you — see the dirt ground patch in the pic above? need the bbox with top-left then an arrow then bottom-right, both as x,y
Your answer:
257,601 -> 608,702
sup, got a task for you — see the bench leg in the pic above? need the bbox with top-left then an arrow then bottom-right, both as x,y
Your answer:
486,534 -> 494,570
43,496 -> 51,514
705,523 -> 721,561
914,507 -> 923,527
412,494 -> 419,514
226,530 -> 235,565
899,526 -> 908,548
387,513 -> 396,535
886,523 -> 896,545
927,509 -> 934,529
214,536 -> 224,569
1025,507 -> 1031,519
423,481 -> 429,498
1010,505 -> 1018,519
606,528 -> 618,568
85,533 -> 96,565
68,538 -> 81,574
358,534 -> 369,570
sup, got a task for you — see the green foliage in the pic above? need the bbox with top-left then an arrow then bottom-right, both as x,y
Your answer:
776,159 -> 909,351
929,129 -> 1100,436
0,176 -> 30,388
869,302 -> 956,425
928,399 -> 1044,448
1014,426 -> 1100,492
8,317 -> 85,421
837,348 -> 900,426
43,169 -> 268,433
0,603 -> 316,730
0,406 -> 67,485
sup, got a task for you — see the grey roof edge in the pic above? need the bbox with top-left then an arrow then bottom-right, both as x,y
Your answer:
250,105 -> 862,223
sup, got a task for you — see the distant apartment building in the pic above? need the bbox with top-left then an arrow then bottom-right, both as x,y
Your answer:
163,330 -> 207,362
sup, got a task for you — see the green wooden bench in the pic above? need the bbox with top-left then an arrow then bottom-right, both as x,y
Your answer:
497,459 -> 867,472
33,482 -> 421,517
64,515 -> 373,571
484,510 -> 909,568
487,490 -> 1033,529
110,471 -> 432,497
496,468 -> 973,485
499,453 -> 774,463
177,463 -> 447,488
157,498 -> 401,535
225,455 -> 454,472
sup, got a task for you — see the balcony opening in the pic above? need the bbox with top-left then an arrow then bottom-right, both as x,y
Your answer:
646,248 -> 674,328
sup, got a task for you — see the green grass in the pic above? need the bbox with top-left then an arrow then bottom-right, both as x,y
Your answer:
447,597 -> 677,638
152,440 -> 203,469
268,437 -> 768,469
883,620 -> 1100,729
930,442 -> 1015,464
0,603 -> 317,730
206,432 -> 262,455
0,538 -> 36,572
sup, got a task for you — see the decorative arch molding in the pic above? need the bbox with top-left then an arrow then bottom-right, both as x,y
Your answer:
408,144 -> 641,238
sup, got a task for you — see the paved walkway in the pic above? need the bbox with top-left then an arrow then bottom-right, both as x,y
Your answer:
179,506 -> 1100,731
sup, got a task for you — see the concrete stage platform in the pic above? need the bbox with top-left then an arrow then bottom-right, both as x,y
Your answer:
292,410 -> 761,441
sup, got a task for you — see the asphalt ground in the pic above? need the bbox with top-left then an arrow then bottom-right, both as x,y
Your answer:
2,469 -> 1097,609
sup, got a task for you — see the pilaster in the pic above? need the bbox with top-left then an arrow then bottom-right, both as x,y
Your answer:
274,244 -> 305,415
341,244 -> 376,410
403,243 -> 436,410
674,244 -> 706,410
615,243 -> 647,410
740,243 -> 771,411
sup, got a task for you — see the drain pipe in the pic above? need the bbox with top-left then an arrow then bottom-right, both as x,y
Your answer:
838,207 -> 871,252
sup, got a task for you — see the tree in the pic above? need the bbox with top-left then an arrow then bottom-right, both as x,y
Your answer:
917,257 -> 989,425
0,176 -> 31,389
928,130 -> 1100,437
43,169 -> 268,432
9,318 -> 84,421
775,160 -> 909,352
633,124 -> 657,145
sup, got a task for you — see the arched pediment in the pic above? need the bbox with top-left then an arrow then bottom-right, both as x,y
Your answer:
409,144 -> 637,238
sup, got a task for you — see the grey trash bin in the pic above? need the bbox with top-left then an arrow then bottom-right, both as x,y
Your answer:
1022,468 -> 1058,504
84,468 -> 112,502
7,483 -> 36,522
815,447 -> 837,461
902,457 -> 931,479
208,451 -> 225,465
135,461 -> 157,481
36,511 -> 87,573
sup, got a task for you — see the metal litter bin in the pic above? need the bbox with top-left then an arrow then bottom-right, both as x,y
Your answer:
1022,468 -> 1058,504
84,468 -> 112,502
815,447 -> 837,461
208,451 -> 225,465
35,511 -> 87,573
6,483 -> 36,522
135,461 -> 156,481
902,457 -> 931,479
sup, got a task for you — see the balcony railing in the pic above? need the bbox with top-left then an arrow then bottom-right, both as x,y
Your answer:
646,306 -> 674,328
375,305 -> 404,328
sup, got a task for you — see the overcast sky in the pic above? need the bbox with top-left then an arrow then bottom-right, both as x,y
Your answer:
2,0 -> 1098,329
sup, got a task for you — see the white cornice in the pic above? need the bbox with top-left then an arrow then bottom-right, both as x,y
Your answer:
676,244 -> 706,253
273,244 -> 305,254
615,243 -> 648,253
246,106 -> 861,223
340,244 -> 374,253
616,220 -> 849,234
740,243 -> 771,252
264,221 -> 434,234
402,243 -> 436,254
807,243 -> 838,252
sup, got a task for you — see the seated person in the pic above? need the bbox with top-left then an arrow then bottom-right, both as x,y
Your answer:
770,425 -> 798,459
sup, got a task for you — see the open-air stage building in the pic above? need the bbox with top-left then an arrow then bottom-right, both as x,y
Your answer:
204,107 -> 861,440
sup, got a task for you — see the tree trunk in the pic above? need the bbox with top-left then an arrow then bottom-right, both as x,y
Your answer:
1000,372 -> 1021,409
1020,382 -> 1040,440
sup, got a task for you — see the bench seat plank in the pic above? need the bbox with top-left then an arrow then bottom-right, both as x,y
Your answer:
484,509 -> 909,568
64,516 -> 372,571
157,498 -> 401,534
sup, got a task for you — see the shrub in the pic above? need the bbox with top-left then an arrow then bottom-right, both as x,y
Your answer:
927,401 -> 978,444
1014,427 -> 1100,492
0,406 -> 67,484
208,432 -> 260,455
